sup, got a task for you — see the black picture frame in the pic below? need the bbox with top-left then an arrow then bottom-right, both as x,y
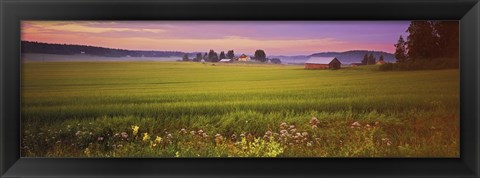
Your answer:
1,0 -> 479,177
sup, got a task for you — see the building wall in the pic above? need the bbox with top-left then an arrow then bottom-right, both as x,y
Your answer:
305,63 -> 329,69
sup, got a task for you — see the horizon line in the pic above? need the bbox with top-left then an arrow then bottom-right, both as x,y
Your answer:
21,41 -> 394,56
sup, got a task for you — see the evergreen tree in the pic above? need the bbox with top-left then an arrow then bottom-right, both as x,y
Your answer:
182,54 -> 189,61
434,21 -> 459,58
226,50 -> 235,59
361,54 -> 368,65
406,21 -> 439,60
203,53 -> 208,61
195,53 -> 202,62
394,35 -> 408,63
219,51 -> 226,59
379,55 -> 384,62
368,53 -> 376,65
254,49 -> 267,62
208,50 -> 219,62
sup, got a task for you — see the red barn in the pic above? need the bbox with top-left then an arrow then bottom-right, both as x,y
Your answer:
305,57 -> 342,70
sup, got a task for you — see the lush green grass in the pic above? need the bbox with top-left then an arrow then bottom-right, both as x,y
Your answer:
21,62 -> 459,157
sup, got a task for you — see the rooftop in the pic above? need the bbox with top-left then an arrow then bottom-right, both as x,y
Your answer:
305,57 -> 337,64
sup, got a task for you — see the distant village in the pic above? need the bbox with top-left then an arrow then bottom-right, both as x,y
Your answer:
184,49 -> 386,70
180,49 -> 282,65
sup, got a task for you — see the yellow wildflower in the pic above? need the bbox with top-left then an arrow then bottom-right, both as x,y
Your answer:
142,132 -> 150,141
131,125 -> 139,136
155,136 -> 162,143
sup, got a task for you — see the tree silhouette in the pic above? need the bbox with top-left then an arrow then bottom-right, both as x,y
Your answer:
254,50 -> 267,62
394,35 -> 408,63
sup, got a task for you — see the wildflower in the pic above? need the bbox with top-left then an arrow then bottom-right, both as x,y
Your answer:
154,136 -> 162,143
180,128 -> 187,134
202,133 -> 209,138
265,131 -> 272,136
84,148 -> 90,156
280,130 -> 288,134
240,133 -> 245,137
215,134 -> 223,144
311,125 -> 318,129
142,132 -> 150,142
97,136 -> 104,141
309,117 -> 319,125
131,125 -> 140,136
280,122 -> 288,129
289,125 -> 295,129
75,131 -> 81,136
121,132 -> 128,139
167,134 -> 173,139
190,131 -> 196,135
351,122 -> 361,127
307,142 -> 313,147
301,132 -> 308,137
231,134 -> 237,140
290,129 -> 297,133
198,129 -> 204,134
374,121 -> 380,125
114,133 -> 119,138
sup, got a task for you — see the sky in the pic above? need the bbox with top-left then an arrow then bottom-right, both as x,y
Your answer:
21,21 -> 410,56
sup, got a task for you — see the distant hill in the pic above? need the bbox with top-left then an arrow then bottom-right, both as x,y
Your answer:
22,41 -> 187,58
271,50 -> 395,64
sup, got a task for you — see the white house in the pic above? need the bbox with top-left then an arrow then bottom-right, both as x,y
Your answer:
238,54 -> 250,61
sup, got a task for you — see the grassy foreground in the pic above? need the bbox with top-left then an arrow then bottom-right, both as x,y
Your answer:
21,62 -> 459,157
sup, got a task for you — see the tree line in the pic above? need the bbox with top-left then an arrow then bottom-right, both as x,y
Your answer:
361,53 -> 384,65
182,49 -> 280,64
382,21 -> 459,70
22,41 -> 185,58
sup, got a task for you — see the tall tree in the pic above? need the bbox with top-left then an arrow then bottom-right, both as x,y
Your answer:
254,49 -> 267,62
226,50 -> 235,59
406,21 -> 439,61
203,53 -> 208,61
368,53 -> 376,65
195,53 -> 202,62
208,50 -> 218,62
219,51 -> 226,59
182,54 -> 189,61
434,21 -> 459,58
379,55 -> 384,62
394,35 -> 408,63
361,54 -> 369,65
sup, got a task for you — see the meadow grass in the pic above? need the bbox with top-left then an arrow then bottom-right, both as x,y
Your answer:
21,62 -> 459,157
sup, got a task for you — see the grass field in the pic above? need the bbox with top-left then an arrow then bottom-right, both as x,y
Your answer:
21,61 -> 459,157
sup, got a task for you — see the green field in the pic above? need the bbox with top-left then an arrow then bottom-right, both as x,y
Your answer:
21,61 -> 459,157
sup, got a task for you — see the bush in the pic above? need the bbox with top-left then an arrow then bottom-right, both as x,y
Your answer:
379,58 -> 459,71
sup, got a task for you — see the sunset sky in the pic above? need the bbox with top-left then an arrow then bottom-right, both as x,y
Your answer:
21,21 -> 410,56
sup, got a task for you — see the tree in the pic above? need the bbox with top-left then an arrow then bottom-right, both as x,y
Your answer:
254,49 -> 267,62
361,54 -> 368,65
379,55 -> 384,62
394,35 -> 408,63
203,53 -> 208,61
182,54 -> 189,61
219,51 -> 226,59
368,53 -> 376,65
208,50 -> 219,62
195,53 -> 202,62
226,50 -> 235,59
406,21 -> 439,61
434,21 -> 459,58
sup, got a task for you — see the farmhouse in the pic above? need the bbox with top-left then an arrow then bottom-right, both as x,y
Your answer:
238,54 -> 250,61
376,60 -> 386,65
304,57 -> 342,70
